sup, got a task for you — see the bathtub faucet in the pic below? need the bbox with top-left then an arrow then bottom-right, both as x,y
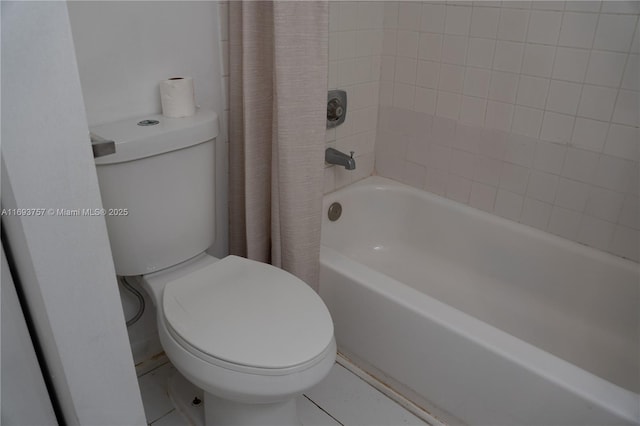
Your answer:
325,147 -> 356,170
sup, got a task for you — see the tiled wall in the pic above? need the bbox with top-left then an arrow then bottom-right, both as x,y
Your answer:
376,1 -> 639,262
324,2 -> 385,192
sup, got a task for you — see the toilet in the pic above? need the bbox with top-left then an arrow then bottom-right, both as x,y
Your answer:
92,109 -> 336,426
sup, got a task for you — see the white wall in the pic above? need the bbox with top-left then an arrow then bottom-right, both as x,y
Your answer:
1,247 -> 57,426
1,2 -> 146,424
67,1 -> 229,363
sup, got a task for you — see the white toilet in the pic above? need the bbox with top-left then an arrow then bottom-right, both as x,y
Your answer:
92,109 -> 336,426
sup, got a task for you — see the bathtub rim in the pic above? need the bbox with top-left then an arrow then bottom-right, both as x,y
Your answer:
320,246 -> 639,424
322,176 -> 639,272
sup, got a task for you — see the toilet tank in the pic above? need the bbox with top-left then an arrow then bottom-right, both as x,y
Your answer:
92,109 -> 218,276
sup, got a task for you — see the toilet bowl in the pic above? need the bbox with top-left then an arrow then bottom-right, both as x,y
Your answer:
141,253 -> 336,425
91,110 -> 336,425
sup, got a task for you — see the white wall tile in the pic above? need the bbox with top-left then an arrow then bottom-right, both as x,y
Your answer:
555,177 -> 591,211
522,43 -> 556,77
527,170 -> 559,202
571,118 -> 609,152
479,131 -> 508,161
577,215 -> 615,251
446,174 -> 473,203
474,155 -> 502,186
414,87 -> 437,114
493,41 -> 524,73
495,189 -> 524,220
578,85 -> 617,121
416,60 -> 440,88
534,140 -> 567,173
601,1 -> 640,14
527,10 -> 563,45
604,124 -> 639,160
585,186 -> 625,222
540,111 -> 574,144
438,64 -> 465,93
395,57 -> 418,84
469,181 -> 497,212
464,67 -> 492,98
562,147 -> 599,182
460,96 -> 487,125
497,8 -> 530,42
382,30 -> 398,55
612,90 -> 640,126
619,195 -> 640,229
398,2 -> 422,31
445,5 -> 473,36
466,37 -> 496,68
558,12 -> 598,49
442,35 -> 468,65
609,225 -> 639,261
393,82 -> 415,109
396,31 -> 419,58
421,3 -> 445,33
531,1 -> 566,11
565,1 -> 601,13
548,206 -> 582,240
338,31 -> 356,60
382,1 -> 398,29
425,167 -> 449,195
516,75 -> 550,109
488,71 -> 519,103
520,197 -> 553,229
418,33 -> 443,61
485,100 -> 515,131
505,134 -> 537,167
470,6 -> 500,38
401,161 -> 427,187
500,162 -> 530,194
545,80 -> 582,115
552,47 -> 590,82
512,105 -> 544,137
593,154 -> 637,192
622,55 -> 639,91
585,50 -> 627,87
436,91 -> 462,119
593,14 -> 638,52
450,148 -> 477,179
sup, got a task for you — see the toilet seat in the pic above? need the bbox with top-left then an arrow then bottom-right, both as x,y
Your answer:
162,255 -> 334,371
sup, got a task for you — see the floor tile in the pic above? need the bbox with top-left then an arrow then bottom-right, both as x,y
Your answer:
149,409 -> 187,426
297,395 -> 342,426
138,362 -> 177,424
305,364 -> 428,426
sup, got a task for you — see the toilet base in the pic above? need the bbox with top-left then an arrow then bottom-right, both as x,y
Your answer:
167,368 -> 302,426
205,393 -> 301,426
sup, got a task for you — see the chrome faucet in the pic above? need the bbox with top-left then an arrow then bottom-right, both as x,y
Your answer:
325,147 -> 356,170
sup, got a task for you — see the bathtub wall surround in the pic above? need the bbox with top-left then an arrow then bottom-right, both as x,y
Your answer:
376,1 -> 639,262
324,2 -> 384,193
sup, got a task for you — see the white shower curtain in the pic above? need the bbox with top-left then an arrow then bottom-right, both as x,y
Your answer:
228,1 -> 328,291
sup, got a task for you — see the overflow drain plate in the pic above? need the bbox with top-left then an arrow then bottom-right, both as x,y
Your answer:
328,202 -> 342,221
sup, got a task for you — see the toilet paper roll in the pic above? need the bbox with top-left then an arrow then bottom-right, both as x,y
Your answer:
159,77 -> 196,118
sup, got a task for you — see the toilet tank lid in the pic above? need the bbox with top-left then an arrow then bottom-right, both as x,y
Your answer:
92,108 -> 218,165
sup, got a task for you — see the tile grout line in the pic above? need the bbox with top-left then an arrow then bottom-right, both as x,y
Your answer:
302,394 -> 345,426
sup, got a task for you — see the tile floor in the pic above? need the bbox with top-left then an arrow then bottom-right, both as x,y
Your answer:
139,361 -> 429,426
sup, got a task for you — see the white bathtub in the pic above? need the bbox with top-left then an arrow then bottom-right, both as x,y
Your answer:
319,176 -> 639,425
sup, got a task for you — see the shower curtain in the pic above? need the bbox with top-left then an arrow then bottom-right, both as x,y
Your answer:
228,1 -> 328,291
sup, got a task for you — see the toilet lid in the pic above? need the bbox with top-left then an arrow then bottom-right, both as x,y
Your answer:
162,255 -> 334,369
